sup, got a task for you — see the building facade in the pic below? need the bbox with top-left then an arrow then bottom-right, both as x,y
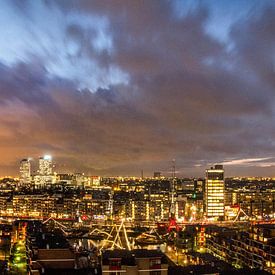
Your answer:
35,155 -> 54,186
19,158 -> 31,184
38,155 -> 52,176
205,165 -> 225,219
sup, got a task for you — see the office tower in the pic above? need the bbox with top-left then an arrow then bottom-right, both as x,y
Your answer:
19,158 -> 31,183
34,155 -> 54,187
38,155 -> 52,176
205,165 -> 225,219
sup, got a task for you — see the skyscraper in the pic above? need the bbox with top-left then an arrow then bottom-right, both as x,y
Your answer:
205,165 -> 225,220
34,155 -> 54,187
38,155 -> 52,176
19,158 -> 31,183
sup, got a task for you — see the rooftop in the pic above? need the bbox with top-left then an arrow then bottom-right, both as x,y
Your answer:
102,249 -> 167,266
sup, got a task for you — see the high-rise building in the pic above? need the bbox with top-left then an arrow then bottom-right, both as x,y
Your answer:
205,165 -> 225,219
19,159 -> 31,183
38,155 -> 52,176
34,155 -> 54,186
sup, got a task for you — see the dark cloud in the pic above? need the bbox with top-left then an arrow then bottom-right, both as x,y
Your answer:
230,7 -> 275,90
0,1 -> 275,176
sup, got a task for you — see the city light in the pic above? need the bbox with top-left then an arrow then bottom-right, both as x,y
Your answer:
43,155 -> 52,161
0,1 -> 274,274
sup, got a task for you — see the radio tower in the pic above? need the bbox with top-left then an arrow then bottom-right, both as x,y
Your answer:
170,159 -> 176,218
168,159 -> 178,231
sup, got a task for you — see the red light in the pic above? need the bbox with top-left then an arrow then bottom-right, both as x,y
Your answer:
81,215 -> 88,221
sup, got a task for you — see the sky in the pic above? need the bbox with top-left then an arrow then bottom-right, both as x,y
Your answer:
1,0 -> 275,177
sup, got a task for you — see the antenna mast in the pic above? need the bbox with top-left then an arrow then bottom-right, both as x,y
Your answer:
170,159 -> 176,217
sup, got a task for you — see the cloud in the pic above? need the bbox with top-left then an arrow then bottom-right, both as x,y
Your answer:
221,158 -> 271,166
0,1 -> 275,176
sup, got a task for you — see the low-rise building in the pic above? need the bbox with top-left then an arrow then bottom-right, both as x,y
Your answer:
102,249 -> 169,275
25,221 -> 94,274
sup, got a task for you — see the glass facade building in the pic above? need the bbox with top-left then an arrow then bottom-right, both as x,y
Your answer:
205,165 -> 225,219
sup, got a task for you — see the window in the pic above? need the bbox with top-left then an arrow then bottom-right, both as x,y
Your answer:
109,259 -> 121,270
150,258 -> 161,270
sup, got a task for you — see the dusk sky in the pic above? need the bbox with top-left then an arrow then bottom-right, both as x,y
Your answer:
1,0 -> 275,177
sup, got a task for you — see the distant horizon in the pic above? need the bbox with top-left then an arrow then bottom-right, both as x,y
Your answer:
3,172 -> 275,179
4,156 -> 275,179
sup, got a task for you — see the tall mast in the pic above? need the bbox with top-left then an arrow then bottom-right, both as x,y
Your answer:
170,159 -> 176,217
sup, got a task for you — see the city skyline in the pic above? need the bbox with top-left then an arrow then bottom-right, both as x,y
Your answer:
1,0 -> 275,177
14,154 -> 275,179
